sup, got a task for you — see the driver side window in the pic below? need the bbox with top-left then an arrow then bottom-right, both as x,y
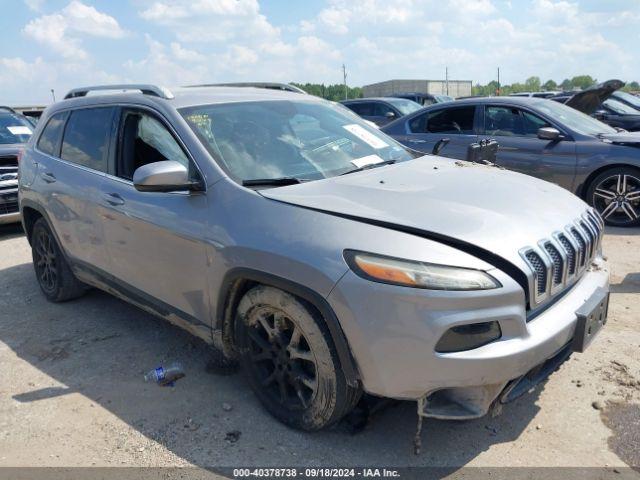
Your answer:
117,110 -> 190,180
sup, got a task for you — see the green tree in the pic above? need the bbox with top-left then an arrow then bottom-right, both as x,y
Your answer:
627,81 -> 640,91
570,75 -> 596,90
560,78 -> 572,91
543,79 -> 558,91
524,76 -> 541,92
291,82 -> 363,101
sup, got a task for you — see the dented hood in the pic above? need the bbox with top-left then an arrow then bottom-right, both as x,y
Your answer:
260,157 -> 590,268
562,79 -> 625,115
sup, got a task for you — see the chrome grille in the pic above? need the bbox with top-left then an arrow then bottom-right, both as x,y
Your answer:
521,210 -> 603,307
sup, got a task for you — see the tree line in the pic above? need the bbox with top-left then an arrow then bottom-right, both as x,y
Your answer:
472,75 -> 640,96
291,76 -> 640,100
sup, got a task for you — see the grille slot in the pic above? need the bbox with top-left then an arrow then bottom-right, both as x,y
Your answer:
544,242 -> 563,286
0,200 -> 18,215
525,251 -> 547,297
557,234 -> 576,275
570,227 -> 587,267
580,221 -> 596,258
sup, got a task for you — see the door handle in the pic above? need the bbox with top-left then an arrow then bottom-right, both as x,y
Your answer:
40,172 -> 56,183
102,193 -> 125,206
408,139 -> 427,144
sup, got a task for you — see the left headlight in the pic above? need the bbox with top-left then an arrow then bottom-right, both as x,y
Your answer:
344,250 -> 501,291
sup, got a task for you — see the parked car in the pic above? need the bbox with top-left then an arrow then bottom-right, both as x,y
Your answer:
1,106 -> 34,224
550,80 -> 640,131
509,92 -> 560,99
610,90 -> 640,112
390,92 -> 454,106
340,97 -> 422,126
187,82 -> 307,94
382,96 -> 640,226
20,83 -> 608,431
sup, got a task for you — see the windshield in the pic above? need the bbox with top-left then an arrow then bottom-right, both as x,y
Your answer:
180,100 -> 412,183
613,91 -> 640,110
604,98 -> 640,115
0,113 -> 34,145
385,98 -> 422,115
534,100 -> 617,136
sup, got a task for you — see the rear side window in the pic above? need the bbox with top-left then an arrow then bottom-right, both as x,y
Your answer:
61,107 -> 114,172
37,112 -> 68,156
426,107 -> 475,134
348,103 -> 374,116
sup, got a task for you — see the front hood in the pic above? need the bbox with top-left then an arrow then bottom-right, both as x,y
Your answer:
260,157 -> 590,270
564,79 -> 625,115
599,131 -> 640,146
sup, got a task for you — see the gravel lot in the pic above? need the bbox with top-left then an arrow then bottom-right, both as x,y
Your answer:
0,222 -> 638,474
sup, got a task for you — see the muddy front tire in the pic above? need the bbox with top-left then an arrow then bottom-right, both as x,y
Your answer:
235,285 -> 361,431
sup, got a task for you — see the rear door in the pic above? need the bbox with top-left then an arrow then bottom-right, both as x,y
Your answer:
392,105 -> 478,158
98,107 -> 210,327
34,107 -> 114,272
479,105 -> 577,189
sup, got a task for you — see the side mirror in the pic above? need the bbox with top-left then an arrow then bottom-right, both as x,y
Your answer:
385,111 -> 396,119
133,160 -> 198,192
537,127 -> 562,141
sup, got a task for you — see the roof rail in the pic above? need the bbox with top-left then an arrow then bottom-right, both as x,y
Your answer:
64,84 -> 174,100
0,106 -> 17,113
185,82 -> 307,94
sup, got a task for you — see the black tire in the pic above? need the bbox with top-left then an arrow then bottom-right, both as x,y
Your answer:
31,217 -> 87,302
586,167 -> 640,227
235,285 -> 361,431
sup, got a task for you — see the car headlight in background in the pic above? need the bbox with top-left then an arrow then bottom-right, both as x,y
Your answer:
344,250 -> 501,291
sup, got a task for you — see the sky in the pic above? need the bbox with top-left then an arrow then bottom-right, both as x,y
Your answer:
0,0 -> 639,104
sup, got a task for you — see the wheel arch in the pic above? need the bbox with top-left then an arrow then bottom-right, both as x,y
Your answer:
577,163 -> 640,200
216,268 -> 360,388
20,200 -> 47,245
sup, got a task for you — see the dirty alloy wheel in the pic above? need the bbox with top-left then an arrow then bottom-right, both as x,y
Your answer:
235,286 -> 361,431
31,217 -> 87,302
587,167 -> 640,227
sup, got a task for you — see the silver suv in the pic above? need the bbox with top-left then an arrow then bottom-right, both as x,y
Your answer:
19,84 -> 610,430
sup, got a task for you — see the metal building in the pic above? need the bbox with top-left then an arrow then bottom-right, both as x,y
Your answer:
363,79 -> 472,99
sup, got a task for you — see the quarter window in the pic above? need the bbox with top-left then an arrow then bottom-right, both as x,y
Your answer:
37,112 -> 67,157
61,107 -> 115,172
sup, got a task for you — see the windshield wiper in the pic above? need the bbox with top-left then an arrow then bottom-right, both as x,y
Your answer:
340,159 -> 397,176
242,177 -> 304,187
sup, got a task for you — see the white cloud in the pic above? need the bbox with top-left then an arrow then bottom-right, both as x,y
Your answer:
23,1 -> 125,59
23,0 -> 45,11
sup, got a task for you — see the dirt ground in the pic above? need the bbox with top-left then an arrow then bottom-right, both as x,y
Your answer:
0,222 -> 638,474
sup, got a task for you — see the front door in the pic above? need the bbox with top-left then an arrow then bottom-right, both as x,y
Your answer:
479,105 -> 577,190
98,107 -> 210,330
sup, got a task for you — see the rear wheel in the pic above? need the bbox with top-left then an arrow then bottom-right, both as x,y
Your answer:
235,285 -> 361,430
586,167 -> 640,227
31,217 -> 87,302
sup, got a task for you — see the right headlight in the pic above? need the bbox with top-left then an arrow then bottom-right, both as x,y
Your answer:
344,250 -> 501,291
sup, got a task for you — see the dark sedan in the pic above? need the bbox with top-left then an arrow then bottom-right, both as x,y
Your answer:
382,96 -> 640,227
340,97 -> 422,127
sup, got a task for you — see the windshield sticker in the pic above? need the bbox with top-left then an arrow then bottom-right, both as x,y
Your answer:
343,124 -> 389,149
7,126 -> 32,136
351,154 -> 384,168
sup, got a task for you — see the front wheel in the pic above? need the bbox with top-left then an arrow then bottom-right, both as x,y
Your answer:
586,167 -> 640,227
31,217 -> 87,302
235,286 -> 361,430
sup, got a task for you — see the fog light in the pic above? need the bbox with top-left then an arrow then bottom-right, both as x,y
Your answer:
435,321 -> 502,353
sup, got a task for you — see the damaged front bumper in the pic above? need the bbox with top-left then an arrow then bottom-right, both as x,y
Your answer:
328,259 -> 609,420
